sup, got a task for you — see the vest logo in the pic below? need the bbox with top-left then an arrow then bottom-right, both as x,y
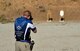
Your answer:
17,26 -> 22,30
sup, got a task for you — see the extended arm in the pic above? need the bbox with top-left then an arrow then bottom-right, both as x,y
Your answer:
28,23 -> 37,33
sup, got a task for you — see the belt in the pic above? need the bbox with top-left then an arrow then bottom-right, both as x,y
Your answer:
17,40 -> 31,43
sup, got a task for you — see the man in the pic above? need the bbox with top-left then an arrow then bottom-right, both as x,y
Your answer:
14,10 -> 37,51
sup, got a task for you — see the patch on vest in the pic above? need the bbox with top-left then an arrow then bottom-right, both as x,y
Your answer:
17,26 -> 22,30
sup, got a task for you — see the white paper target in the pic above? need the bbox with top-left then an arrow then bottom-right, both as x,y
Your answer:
60,10 -> 64,17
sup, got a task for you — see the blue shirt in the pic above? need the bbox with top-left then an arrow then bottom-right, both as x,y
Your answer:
14,16 -> 36,43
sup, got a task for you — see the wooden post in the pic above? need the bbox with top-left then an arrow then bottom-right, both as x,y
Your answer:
47,9 -> 53,22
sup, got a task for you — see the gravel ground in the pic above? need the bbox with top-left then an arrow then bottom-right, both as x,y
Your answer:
0,22 -> 80,51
